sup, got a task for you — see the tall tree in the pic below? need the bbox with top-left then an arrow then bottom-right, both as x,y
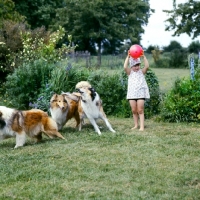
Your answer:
53,0 -> 152,64
0,0 -> 24,26
12,0 -> 63,29
164,0 -> 200,39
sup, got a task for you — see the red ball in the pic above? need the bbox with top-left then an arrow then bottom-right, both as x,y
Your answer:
129,44 -> 143,59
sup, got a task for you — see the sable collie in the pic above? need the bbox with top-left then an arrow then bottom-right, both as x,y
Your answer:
50,93 -> 81,130
0,106 -> 65,148
75,81 -> 116,135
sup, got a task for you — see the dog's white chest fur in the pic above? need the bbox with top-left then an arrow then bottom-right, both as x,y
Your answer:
81,94 -> 101,119
50,108 -> 67,129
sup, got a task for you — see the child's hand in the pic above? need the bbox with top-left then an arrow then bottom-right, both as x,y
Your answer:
140,50 -> 144,58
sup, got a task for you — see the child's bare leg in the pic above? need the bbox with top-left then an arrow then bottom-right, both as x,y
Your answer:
137,99 -> 145,131
131,113 -> 138,129
139,113 -> 144,131
129,100 -> 138,129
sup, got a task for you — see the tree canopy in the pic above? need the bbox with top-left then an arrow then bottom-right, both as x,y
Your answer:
0,0 -> 24,26
12,0 -> 63,29
53,0 -> 153,55
163,40 -> 183,52
164,0 -> 200,39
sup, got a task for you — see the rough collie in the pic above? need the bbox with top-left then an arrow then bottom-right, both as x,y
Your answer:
50,93 -> 81,130
0,106 -> 65,148
75,81 -> 116,135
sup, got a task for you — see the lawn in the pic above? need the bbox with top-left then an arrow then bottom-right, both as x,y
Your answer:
0,118 -> 200,199
152,68 -> 190,92
0,66 -> 198,199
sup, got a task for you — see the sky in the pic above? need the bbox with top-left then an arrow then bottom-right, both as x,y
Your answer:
141,0 -> 200,48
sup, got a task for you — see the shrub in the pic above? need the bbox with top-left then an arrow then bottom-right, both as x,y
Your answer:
160,68 -> 200,122
50,62 -> 90,93
88,71 -> 128,116
152,57 -> 170,68
188,40 -> 200,54
29,83 -> 54,114
145,70 -> 161,118
169,48 -> 188,68
4,59 -> 160,118
4,59 -> 54,109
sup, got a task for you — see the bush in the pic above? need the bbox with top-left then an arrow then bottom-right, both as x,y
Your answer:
152,57 -> 170,68
4,59 -> 54,109
159,68 -> 200,122
88,71 -> 128,116
169,48 -> 188,68
145,70 -> 160,118
4,60 -> 160,118
50,62 -> 90,93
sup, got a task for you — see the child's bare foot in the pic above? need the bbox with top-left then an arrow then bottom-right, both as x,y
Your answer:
131,126 -> 138,130
139,128 -> 144,131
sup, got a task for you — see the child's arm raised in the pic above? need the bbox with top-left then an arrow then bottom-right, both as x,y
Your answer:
124,52 -> 131,75
141,53 -> 149,74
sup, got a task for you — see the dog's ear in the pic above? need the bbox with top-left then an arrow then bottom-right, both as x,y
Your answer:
89,87 -> 96,93
62,94 -> 70,104
50,94 -> 57,102
89,87 -> 96,101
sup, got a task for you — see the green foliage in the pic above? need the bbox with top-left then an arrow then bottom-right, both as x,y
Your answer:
151,57 -> 170,68
53,0 -> 153,54
151,47 -> 162,63
188,40 -> 200,54
29,83 -> 54,114
50,62 -> 90,93
151,45 -> 188,68
163,40 -> 183,52
4,59 -> 54,109
0,22 -> 73,79
169,48 -> 188,68
146,45 -> 155,54
13,0 -> 63,29
164,1 -> 200,39
145,70 -> 160,118
19,26 -> 72,64
88,71 -> 128,116
160,68 -> 200,122
0,0 -> 25,26
0,21 -> 26,74
5,59 -> 160,118
3,25 -> 75,109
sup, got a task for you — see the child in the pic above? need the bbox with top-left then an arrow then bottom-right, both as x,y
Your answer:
123,51 -> 150,131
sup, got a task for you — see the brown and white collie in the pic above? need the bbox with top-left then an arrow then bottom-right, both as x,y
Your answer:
75,81 -> 116,135
0,106 -> 65,148
50,93 -> 81,130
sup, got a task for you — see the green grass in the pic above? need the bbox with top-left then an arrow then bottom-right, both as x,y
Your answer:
0,118 -> 200,199
152,68 -> 190,92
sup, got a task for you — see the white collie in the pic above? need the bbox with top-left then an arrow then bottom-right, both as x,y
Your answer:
0,106 -> 65,148
75,81 -> 116,135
